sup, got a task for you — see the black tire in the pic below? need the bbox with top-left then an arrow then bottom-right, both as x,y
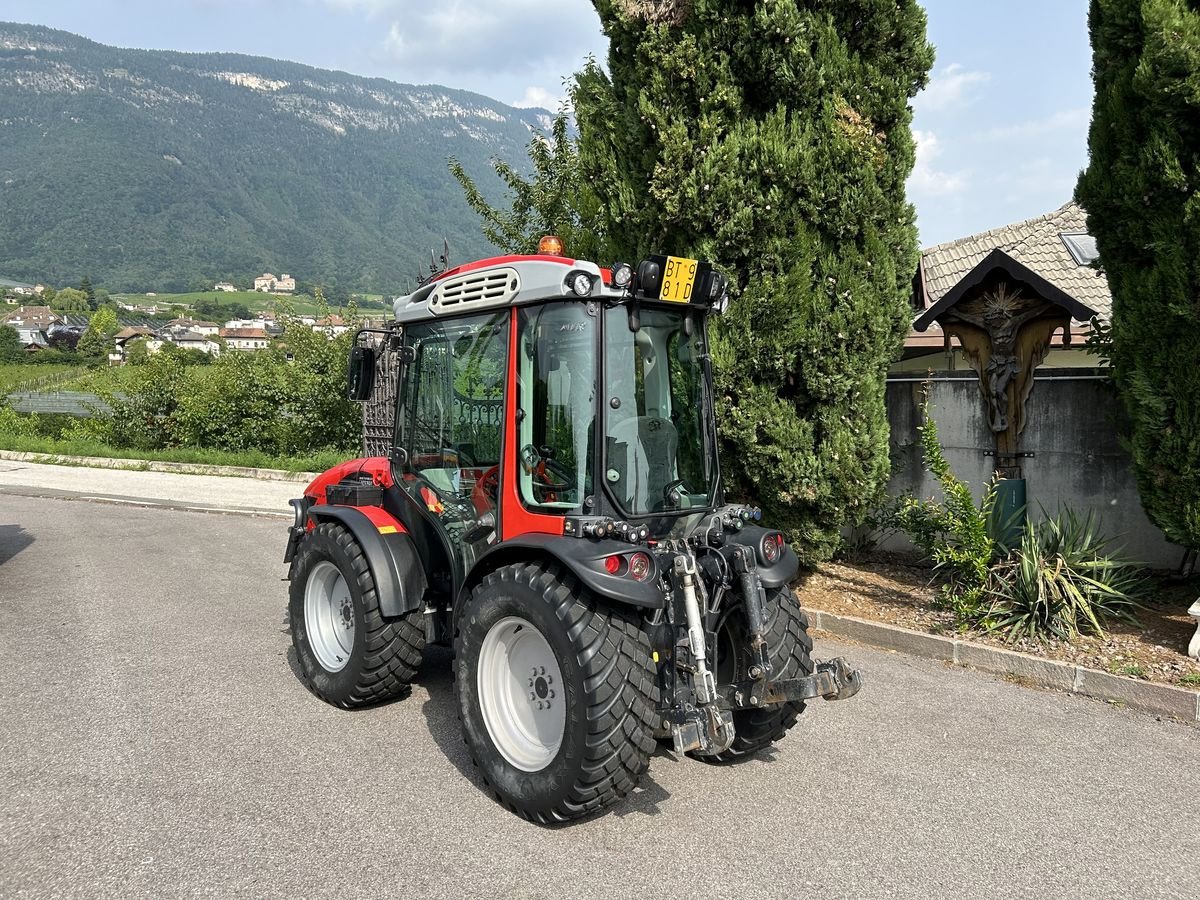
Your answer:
455,561 -> 659,823
698,586 -> 813,763
289,522 -> 426,708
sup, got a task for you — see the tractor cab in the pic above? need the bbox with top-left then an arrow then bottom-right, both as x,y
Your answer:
346,247 -> 732,593
284,241 -> 861,824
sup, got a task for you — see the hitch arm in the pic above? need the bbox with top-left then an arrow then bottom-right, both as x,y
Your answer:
717,657 -> 863,710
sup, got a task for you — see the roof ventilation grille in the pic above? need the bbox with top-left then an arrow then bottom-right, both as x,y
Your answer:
431,267 -> 520,313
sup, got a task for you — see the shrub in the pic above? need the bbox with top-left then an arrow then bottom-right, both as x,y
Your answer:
983,509 -> 1144,643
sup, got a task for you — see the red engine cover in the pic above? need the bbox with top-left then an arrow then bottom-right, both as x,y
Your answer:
304,457 -> 395,504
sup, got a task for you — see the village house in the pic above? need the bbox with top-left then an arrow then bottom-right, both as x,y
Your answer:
2,306 -> 64,330
220,326 -> 271,351
166,318 -> 219,337
312,314 -> 349,338
213,282 -> 237,292
169,331 -> 221,356
14,327 -> 48,352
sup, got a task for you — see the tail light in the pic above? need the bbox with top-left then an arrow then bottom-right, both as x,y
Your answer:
760,532 -> 785,565
600,552 -> 655,582
628,552 -> 652,582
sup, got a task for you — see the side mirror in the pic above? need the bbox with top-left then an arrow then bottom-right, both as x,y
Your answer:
347,344 -> 376,401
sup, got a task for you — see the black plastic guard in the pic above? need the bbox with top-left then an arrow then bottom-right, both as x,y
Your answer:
307,505 -> 428,618
725,525 -> 800,588
460,533 -> 666,616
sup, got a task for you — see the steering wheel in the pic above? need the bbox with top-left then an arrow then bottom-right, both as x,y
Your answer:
520,444 -> 578,503
472,465 -> 501,515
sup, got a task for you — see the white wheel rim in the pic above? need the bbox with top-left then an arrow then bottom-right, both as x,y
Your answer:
304,560 -> 355,672
477,616 -> 566,772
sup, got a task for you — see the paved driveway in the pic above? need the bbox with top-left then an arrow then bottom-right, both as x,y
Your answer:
1,494 -> 1197,899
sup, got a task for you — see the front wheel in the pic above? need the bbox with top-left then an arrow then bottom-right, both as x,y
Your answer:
455,562 -> 659,823
288,522 -> 426,708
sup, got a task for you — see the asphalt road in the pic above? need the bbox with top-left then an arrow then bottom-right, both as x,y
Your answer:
1,493 -> 1197,900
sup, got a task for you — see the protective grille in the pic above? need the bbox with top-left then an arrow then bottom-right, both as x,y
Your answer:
430,267 -> 519,313
361,332 -> 399,458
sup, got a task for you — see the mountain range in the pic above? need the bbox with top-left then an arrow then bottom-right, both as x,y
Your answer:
0,22 -> 550,293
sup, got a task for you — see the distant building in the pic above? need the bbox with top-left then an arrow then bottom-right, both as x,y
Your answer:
166,318 -> 219,337
214,282 -> 237,292
170,331 -> 221,356
15,327 -> 48,351
254,272 -> 296,293
312,314 -> 349,338
113,326 -> 158,347
2,306 -> 63,329
220,326 -> 271,351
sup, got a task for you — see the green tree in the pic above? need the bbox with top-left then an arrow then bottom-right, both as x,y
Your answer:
570,1 -> 933,561
194,298 -> 251,323
77,306 -> 120,358
78,276 -> 96,309
450,111 -> 606,261
0,325 -> 22,362
50,287 -> 90,314
1076,0 -> 1200,555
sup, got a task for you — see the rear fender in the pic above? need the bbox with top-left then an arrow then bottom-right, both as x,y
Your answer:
303,504 -> 427,618
456,534 -> 665,624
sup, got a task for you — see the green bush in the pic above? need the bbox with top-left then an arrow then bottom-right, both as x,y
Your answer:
68,319 -> 360,458
984,509 -> 1144,643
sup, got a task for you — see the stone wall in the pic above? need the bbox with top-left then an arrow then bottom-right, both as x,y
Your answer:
881,370 -> 1183,568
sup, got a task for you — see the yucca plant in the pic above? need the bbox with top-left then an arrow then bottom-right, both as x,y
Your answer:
983,508 -> 1145,643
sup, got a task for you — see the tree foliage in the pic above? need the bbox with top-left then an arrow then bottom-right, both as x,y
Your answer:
1076,0 -> 1200,552
75,322 -> 359,455
77,306 -> 120,358
571,0 -> 933,561
0,325 -> 22,362
449,112 -> 606,262
50,287 -> 90,314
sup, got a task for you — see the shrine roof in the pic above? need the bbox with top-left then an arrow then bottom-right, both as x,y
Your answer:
915,201 -> 1111,328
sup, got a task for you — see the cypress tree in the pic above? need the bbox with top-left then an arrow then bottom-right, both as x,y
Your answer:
1076,0 -> 1200,554
572,0 -> 933,560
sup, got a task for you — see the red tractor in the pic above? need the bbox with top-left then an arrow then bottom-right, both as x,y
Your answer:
284,243 -> 861,822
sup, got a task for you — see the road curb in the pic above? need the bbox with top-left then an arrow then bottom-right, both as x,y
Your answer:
808,609 -> 1200,723
0,450 -> 316,483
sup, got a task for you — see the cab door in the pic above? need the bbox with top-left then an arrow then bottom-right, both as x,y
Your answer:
391,309 -> 509,595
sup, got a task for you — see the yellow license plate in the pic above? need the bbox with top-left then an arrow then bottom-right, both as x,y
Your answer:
659,255 -> 699,303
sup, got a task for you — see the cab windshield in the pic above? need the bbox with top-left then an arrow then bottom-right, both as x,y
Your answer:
603,305 -> 717,517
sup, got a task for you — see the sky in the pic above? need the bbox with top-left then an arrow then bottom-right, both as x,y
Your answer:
1,0 -> 1095,248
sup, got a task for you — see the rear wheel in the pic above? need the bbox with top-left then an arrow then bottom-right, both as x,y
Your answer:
697,586 -> 813,763
455,562 -> 659,823
289,522 -> 426,708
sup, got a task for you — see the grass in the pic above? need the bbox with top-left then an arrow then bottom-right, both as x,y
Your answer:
1109,662 -> 1147,678
0,363 -> 91,393
0,432 -> 352,474
1180,673 -> 1200,687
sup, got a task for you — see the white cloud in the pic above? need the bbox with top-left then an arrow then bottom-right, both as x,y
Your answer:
915,63 -> 990,112
512,86 -> 564,110
324,1 -> 602,81
982,107 -> 1091,141
909,128 -> 969,196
